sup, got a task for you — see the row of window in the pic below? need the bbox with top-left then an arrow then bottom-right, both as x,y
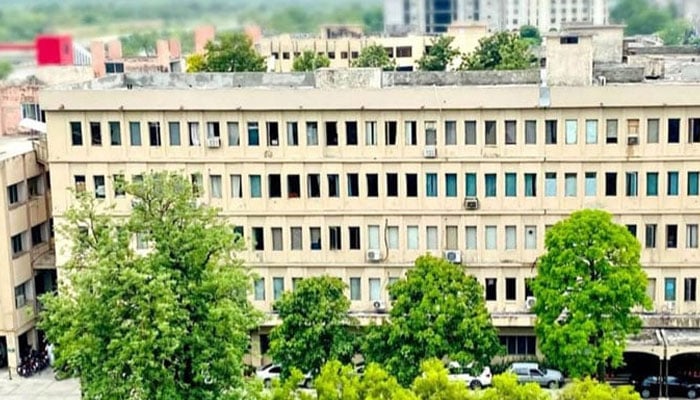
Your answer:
67,117 -> 700,148
74,170 -> 700,201
10,220 -> 52,258
7,174 -> 48,206
268,45 -> 414,61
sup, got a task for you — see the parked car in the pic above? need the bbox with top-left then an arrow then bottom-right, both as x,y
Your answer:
510,362 -> 565,389
255,363 -> 313,388
631,375 -> 700,399
447,361 -> 493,389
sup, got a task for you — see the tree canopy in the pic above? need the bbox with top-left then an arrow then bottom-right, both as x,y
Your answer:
352,43 -> 396,70
461,31 -> 533,71
269,276 -> 357,379
194,32 -> 266,72
39,172 -> 262,400
362,255 -> 502,386
532,209 -> 652,381
519,25 -> 542,46
611,0 -> 697,41
417,36 -> 460,71
292,50 -> 330,72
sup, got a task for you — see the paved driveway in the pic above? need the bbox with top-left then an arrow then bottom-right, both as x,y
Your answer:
0,368 -> 80,400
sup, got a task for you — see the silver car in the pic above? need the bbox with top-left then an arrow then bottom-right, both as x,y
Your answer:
510,362 -> 565,389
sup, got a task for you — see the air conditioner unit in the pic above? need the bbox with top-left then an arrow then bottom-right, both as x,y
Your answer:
464,197 -> 479,210
206,137 -> 221,148
373,300 -> 387,312
443,250 -> 461,264
423,145 -> 437,158
525,296 -> 537,310
627,135 -> 639,145
366,250 -> 382,262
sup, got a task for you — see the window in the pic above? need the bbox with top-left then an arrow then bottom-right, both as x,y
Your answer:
525,226 -> 537,249
230,175 -> 242,198
31,223 -> 46,246
565,173 -> 577,196
329,226 -> 342,250
485,226 -> 497,250
249,175 -> 262,198
465,226 -> 477,249
424,121 -> 437,145
386,173 -> 398,197
625,172 -> 638,197
349,227 -> 361,250
525,278 -> 535,297
505,120 -> 516,144
505,226 -> 516,250
7,183 -> 21,205
506,278 -> 517,301
628,119 -> 640,137
325,121 -> 338,146
70,121 -> 83,146
485,120 -> 496,145
388,226 -> 399,249
667,171 -> 679,196
148,122 -> 161,146
665,278 -> 676,301
425,173 -> 438,197
407,225 -> 419,249
445,225 -> 458,249
685,172 -> 700,196
346,121 -> 358,145
188,122 -> 200,146
684,278 -> 697,302
445,173 -> 457,197
28,176 -> 43,197
545,120 -> 557,144
273,277 -> 285,300
106,121 -> 121,146
405,121 -> 417,145
93,175 -> 106,199
560,36 -> 579,44
425,226 -> 438,250
524,173 -> 536,197
585,119 -> 598,144
21,103 -> 43,122
310,227 -> 322,250
168,122 -> 180,146
74,175 -> 86,192
485,278 -> 497,301
228,122 -> 240,146
291,227 -> 302,250
485,174 -> 497,197
668,118 -> 680,143
605,119 -> 618,144
129,122 -> 141,146
14,281 -> 29,308
286,175 -> 300,198
269,227 -> 283,251
525,120 -> 536,144
584,172 -> 597,196
254,278 -> 265,300
347,173 -> 359,197
465,173 -> 477,197
605,172 -> 617,196
646,172 -> 659,196
406,173 -> 418,197
11,233 -> 24,256
252,227 -> 264,250
545,172 -> 557,196
444,120 -> 457,145
328,174 -> 340,197
350,277 -> 361,301
627,224 -> 637,237
647,118 -> 660,143
247,122 -> 260,146
687,224 -> 698,248
307,174 -> 321,198
206,122 -> 220,142
465,120 -> 477,144
368,225 -> 380,250
386,121 -> 398,145
500,336 -> 536,355
667,224 -> 678,248
210,175 -> 222,198
396,46 -> 412,57
366,121 -> 378,145
366,174 -> 379,197
565,119 -> 577,144
645,224 -> 657,248
505,173 -> 517,197
90,122 -> 102,145
268,174 -> 282,198
369,278 -> 381,301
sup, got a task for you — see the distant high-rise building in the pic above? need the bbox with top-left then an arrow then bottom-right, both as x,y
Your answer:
384,0 -> 609,34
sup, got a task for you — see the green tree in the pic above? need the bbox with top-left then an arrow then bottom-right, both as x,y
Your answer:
411,359 -> 474,400
611,0 -> 674,35
417,36 -> 460,71
292,50 -> 330,72
0,61 -> 11,80
363,255 -> 502,386
120,32 -> 158,57
659,19 -> 694,45
352,43 -> 396,70
186,53 -> 207,73
559,377 -> 640,400
314,361 -> 418,400
480,373 -> 549,400
201,32 -> 266,72
532,209 -> 652,381
461,31 -> 533,71
39,172 -> 262,400
269,276 -> 357,380
519,25 -> 542,46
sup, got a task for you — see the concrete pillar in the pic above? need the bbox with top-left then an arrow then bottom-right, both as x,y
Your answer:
106,39 -> 122,60
194,25 -> 216,54
6,333 -> 18,376
90,41 -> 106,78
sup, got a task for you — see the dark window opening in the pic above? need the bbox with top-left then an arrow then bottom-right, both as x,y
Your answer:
667,224 -> 678,248
349,227 -> 361,249
626,224 -> 637,237
689,118 -> 700,143
328,174 -> 340,197
560,36 -> 579,44
268,174 -> 281,198
385,121 -> 397,145
669,118 -> 680,143
329,226 -> 342,250
346,121 -> 358,145
406,174 -> 418,197
252,227 -> 264,250
347,173 -> 359,197
308,174 -> 321,198
70,121 -> 83,146
148,122 -> 161,146
90,122 -> 101,145
387,173 -> 398,197
485,278 -> 497,301
366,174 -> 379,197
545,120 -> 558,144
506,277 -> 516,301
325,121 -> 338,146
267,122 -> 279,146
287,175 -> 300,198
605,172 -> 617,196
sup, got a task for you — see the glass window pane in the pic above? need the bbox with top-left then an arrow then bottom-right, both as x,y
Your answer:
545,172 -> 557,196
465,226 -> 477,249
647,172 -> 658,196
368,225 -> 380,250
565,119 -> 577,144
505,173 -> 517,197
446,173 -> 457,197
485,226 -> 497,250
466,173 -> 477,197
426,226 -> 438,250
585,119 -> 598,144
407,226 -> 419,249
369,278 -> 381,301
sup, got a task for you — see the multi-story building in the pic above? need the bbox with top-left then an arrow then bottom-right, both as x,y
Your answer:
41,31 -> 700,374
384,0 -> 608,34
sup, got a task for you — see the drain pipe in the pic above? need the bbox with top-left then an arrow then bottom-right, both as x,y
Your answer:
660,329 -> 669,400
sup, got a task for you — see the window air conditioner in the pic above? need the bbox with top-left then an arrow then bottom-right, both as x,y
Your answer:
464,197 -> 479,210
373,300 -> 387,312
627,135 -> 639,145
206,137 -> 221,148
423,145 -> 437,158
443,250 -> 462,264
525,296 -> 537,310
366,250 -> 382,262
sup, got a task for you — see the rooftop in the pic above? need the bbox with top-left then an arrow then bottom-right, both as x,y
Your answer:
0,135 -> 40,162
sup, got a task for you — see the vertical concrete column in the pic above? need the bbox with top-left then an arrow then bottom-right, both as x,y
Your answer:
90,41 -> 106,78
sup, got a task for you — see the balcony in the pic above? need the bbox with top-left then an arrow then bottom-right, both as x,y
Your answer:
32,134 -> 48,166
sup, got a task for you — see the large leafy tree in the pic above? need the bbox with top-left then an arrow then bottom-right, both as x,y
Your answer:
363,255 -> 502,386
39,172 -> 262,400
461,32 -> 533,71
352,43 -> 396,70
200,32 -> 266,72
269,276 -> 357,379
532,209 -> 652,381
417,36 -> 460,71
292,50 -> 330,72
519,25 -> 542,46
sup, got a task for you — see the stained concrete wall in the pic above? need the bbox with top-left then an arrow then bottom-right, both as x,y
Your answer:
593,63 -> 645,83
383,70 -> 540,86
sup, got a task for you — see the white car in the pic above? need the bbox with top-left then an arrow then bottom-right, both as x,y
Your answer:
255,363 -> 313,388
447,361 -> 493,389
